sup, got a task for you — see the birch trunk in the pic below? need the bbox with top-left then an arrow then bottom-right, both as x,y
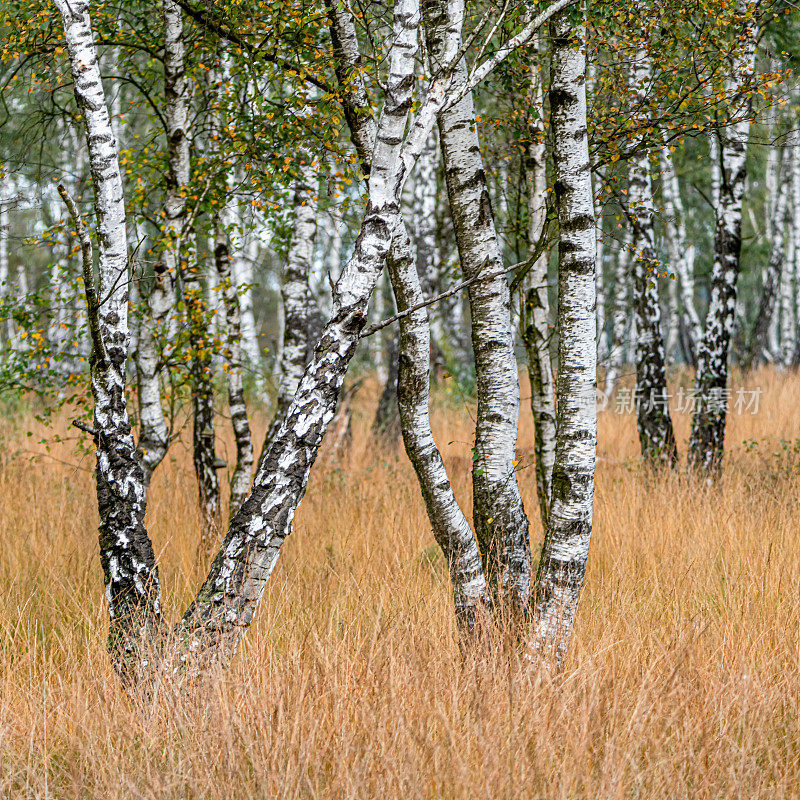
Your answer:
791,133 -> 800,365
603,232 -> 631,398
215,232 -> 254,517
210,50 -> 254,519
660,146 -> 702,364
387,223 -> 488,630
135,0 -> 189,488
180,0 -> 421,663
520,42 -> 556,531
424,0 -> 531,610
779,208 -> 795,367
688,4 -> 757,473
747,171 -> 788,368
235,209 -> 266,393
0,182 -> 10,343
260,159 -> 319,459
627,48 -> 677,467
55,0 -> 164,678
529,6 -> 596,668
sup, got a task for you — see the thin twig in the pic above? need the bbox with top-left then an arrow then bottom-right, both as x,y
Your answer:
57,183 -> 108,364
362,259 -> 527,338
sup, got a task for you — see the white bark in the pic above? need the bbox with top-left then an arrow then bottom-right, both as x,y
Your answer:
211,47 -> 254,519
135,0 -> 190,487
791,132 -> 800,365
520,41 -> 556,531
530,7 -> 596,669
689,1 -> 757,472
748,158 -> 788,366
424,0 -> 531,609
627,46 -> 677,467
660,146 -> 702,362
779,202 -> 795,367
234,205 -> 266,393
388,223 -> 489,629
261,159 -> 319,457
55,0 -> 163,679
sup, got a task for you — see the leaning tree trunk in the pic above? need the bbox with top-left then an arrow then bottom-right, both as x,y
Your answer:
424,0 -> 531,611
529,5 -> 596,669
54,0 -> 164,679
62,0 -> 423,683
627,47 -> 677,467
387,223 -> 489,632
180,0 -> 421,664
520,38 -> 556,531
688,3 -> 757,473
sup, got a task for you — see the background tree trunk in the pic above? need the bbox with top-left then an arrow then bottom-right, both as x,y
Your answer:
520,40 -> 556,531
688,3 -> 757,473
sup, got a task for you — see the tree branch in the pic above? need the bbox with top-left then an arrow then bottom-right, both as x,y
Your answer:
57,183 -> 108,364
362,259 -> 528,338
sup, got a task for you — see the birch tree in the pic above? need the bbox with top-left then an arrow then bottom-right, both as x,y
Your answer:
54,0 -> 165,675
688,0 -> 758,473
209,48 -> 254,518
660,146 -> 702,365
56,0 -> 424,681
134,0 -> 188,489
423,0 -> 531,610
747,164 -> 788,368
260,157 -> 319,459
530,3 -> 596,668
520,37 -> 556,530
626,41 -> 677,467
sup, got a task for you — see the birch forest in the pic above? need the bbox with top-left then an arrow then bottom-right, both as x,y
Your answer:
2,0 -> 800,796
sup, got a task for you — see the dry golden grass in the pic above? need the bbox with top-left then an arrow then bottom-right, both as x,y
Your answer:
2,367 -> 800,798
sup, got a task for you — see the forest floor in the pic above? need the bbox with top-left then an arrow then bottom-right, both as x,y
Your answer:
1,367 -> 799,799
